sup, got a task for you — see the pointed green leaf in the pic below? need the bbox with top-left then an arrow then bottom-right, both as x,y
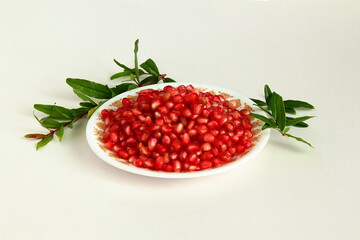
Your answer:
113,59 -> 132,71
73,89 -> 96,105
261,123 -> 272,130
271,92 -> 286,131
55,126 -> 64,142
284,100 -> 314,109
140,75 -> 159,86
264,85 -> 272,105
110,71 -> 132,80
79,102 -> 97,108
249,113 -> 277,128
285,133 -> 314,148
285,107 -> 296,115
36,135 -> 53,150
163,77 -> 176,83
40,118 -> 64,129
66,78 -> 112,99
293,122 -> 309,128
286,116 -> 314,126
34,104 -> 76,120
110,83 -> 138,96
250,98 -> 267,106
284,127 -> 291,134
140,59 -> 159,76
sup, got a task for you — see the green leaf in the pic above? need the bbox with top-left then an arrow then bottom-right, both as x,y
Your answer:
270,92 -> 286,131
284,100 -> 314,109
40,118 -> 64,129
140,59 -> 160,76
285,107 -> 296,115
286,116 -> 314,126
285,133 -> 314,148
113,59 -> 132,71
67,122 -> 73,129
110,83 -> 138,96
36,135 -> 53,150
284,127 -> 291,134
163,77 -> 176,83
34,104 -> 76,120
87,106 -> 99,118
294,122 -> 309,128
140,75 -> 159,86
79,102 -> 97,108
249,113 -> 277,128
66,78 -> 112,99
134,39 -> 140,83
264,85 -> 272,105
250,98 -> 267,106
55,126 -> 64,142
73,89 -> 96,105
110,71 -> 132,80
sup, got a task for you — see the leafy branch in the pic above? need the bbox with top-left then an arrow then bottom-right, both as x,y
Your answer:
25,39 -> 176,150
250,85 -> 315,148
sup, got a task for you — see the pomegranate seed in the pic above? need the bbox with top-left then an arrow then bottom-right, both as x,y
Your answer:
201,143 -> 212,152
118,150 -> 130,159
161,125 -> 172,134
203,133 -> 215,143
174,123 -> 184,134
172,140 -> 182,151
200,161 -> 212,169
180,133 -> 190,145
173,160 -> 181,172
187,144 -> 199,152
170,152 -> 178,160
134,159 -> 143,167
188,129 -> 197,137
169,112 -> 178,122
192,103 -> 203,115
162,135 -> 171,145
180,151 -> 188,161
106,141 -> 115,149
197,124 -> 208,135
110,132 -> 118,142
242,119 -> 252,129
155,156 -> 164,170
148,137 -> 158,151
240,109 -> 250,116
101,109 -> 109,117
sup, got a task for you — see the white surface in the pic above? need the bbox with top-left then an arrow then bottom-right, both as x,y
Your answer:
1,0 -> 359,239
86,82 -> 270,178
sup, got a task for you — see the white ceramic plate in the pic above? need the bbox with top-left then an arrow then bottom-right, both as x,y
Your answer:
86,82 -> 270,178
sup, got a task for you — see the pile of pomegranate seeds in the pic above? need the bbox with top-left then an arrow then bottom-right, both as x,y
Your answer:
100,85 -> 253,172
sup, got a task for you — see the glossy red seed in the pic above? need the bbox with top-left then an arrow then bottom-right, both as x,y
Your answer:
203,133 -> 215,143
187,144 -> 199,152
200,161 -> 212,169
148,137 -> 158,151
201,143 -> 212,152
174,123 -> 184,134
173,160 -> 181,172
101,109 -> 109,118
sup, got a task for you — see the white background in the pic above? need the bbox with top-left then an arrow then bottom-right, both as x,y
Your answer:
1,0 -> 359,239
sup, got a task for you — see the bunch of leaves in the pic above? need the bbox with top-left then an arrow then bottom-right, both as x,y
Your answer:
250,85 -> 315,148
25,39 -> 176,150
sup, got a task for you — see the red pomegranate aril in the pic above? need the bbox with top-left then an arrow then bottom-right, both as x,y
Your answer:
148,137 -> 158,151
134,159 -> 143,167
187,153 -> 198,163
200,161 -> 212,169
220,152 -> 232,162
139,143 -> 150,156
172,140 -> 182,151
203,151 -> 214,160
101,109 -> 109,118
158,106 -> 168,114
192,103 -> 204,115
164,164 -> 174,172
188,129 -> 197,137
165,101 -> 175,109
118,150 -> 130,159
189,165 -> 199,171
236,145 -> 245,153
173,160 -> 181,172
180,151 -> 188,161
202,109 -> 210,118
174,123 -> 184,134
163,85 -> 175,92
229,147 -> 236,155
155,156 -> 164,170
162,135 -> 171,145
110,132 -> 118,142
185,92 -> 198,102
203,133 -> 215,143
242,140 -> 252,148
187,144 -> 199,152
161,125 -> 172,134
182,108 -> 192,118
126,137 -> 137,146
180,133 -> 190,145
207,120 -> 219,129
106,141 -> 115,149
201,142 -> 212,152
172,95 -> 183,104
156,145 -> 167,154
169,112 -> 178,122
242,119 -> 252,129
240,109 -> 250,116
174,103 -> 185,110
187,120 -> 195,129
212,158 -> 223,167
170,152 -> 178,160
196,118 -> 208,124
197,124 -> 208,135
163,92 -> 171,102
212,147 -> 219,156
128,147 -> 137,156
